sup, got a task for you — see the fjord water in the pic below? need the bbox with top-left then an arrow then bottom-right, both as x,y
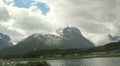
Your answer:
47,57 -> 120,66
0,57 -> 120,66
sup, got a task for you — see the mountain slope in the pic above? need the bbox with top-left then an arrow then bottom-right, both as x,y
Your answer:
104,41 -> 120,51
1,34 -> 48,54
60,27 -> 94,49
0,33 -> 13,51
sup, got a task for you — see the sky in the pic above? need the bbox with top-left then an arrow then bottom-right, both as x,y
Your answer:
0,0 -> 120,46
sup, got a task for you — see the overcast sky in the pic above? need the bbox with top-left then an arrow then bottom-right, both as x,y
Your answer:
0,0 -> 120,46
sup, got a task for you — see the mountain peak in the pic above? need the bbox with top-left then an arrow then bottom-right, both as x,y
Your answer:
64,27 -> 81,33
32,34 -> 43,38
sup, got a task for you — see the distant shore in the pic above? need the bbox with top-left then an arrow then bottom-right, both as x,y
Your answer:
19,53 -> 120,61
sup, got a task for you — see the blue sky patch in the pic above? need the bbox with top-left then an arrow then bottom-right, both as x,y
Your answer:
13,0 -> 50,15
36,3 -> 50,15
14,0 -> 33,8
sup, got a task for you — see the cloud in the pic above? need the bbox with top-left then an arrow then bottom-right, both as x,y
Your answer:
12,10 -> 54,34
0,24 -> 24,43
0,0 -> 120,46
39,0 -> 120,45
0,7 -> 10,21
0,0 -> 55,43
12,0 -> 50,15
3,0 -> 14,5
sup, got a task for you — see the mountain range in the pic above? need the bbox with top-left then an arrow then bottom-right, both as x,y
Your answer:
0,27 -> 94,54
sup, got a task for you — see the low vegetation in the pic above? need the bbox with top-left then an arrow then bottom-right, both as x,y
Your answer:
15,61 -> 50,66
0,61 -> 50,66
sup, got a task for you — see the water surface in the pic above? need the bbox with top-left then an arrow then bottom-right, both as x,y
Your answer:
0,57 -> 120,66
47,57 -> 120,66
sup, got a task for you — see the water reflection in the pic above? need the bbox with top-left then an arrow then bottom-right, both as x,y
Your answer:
47,57 -> 120,66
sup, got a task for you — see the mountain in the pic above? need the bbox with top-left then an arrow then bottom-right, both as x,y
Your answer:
0,33 -> 13,51
0,27 -> 94,54
60,27 -> 94,49
108,34 -> 120,42
0,34 -> 60,54
1,34 -> 47,54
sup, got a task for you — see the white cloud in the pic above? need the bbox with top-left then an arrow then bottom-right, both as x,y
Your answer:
0,7 -> 10,21
3,0 -> 14,5
0,0 -> 56,43
0,0 -> 120,46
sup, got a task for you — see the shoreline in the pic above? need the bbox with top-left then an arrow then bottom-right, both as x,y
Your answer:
20,53 -> 120,61
1,53 -> 120,61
